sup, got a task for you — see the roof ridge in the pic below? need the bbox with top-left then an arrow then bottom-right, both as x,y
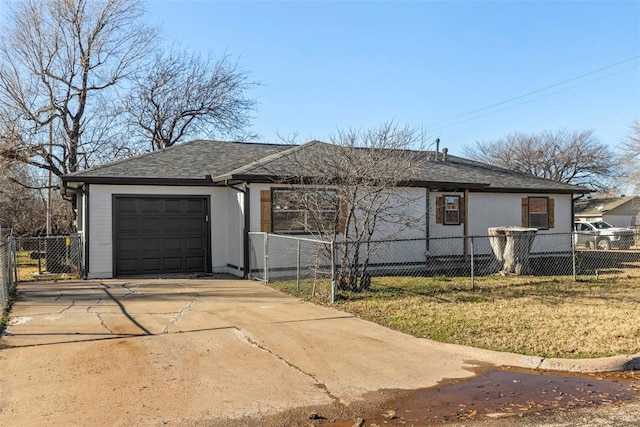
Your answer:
212,140 -> 326,181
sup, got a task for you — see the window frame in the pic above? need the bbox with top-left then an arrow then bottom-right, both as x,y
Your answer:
528,196 -> 549,230
271,188 -> 338,235
443,195 -> 461,225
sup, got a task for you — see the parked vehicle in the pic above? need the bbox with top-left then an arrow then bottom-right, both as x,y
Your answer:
574,221 -> 635,250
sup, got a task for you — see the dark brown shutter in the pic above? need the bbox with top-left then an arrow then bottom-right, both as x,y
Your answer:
460,196 -> 465,225
260,190 -> 272,232
521,198 -> 529,227
548,198 -> 555,229
436,196 -> 444,224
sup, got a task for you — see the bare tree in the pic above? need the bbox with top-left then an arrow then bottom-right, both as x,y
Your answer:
619,119 -> 640,192
280,123 -> 428,292
125,50 -> 257,151
464,128 -> 619,192
0,0 -> 156,179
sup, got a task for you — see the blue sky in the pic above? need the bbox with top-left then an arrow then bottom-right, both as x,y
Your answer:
150,0 -> 639,154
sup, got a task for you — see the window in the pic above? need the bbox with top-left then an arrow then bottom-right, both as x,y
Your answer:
528,197 -> 549,229
271,189 -> 337,234
444,195 -> 461,225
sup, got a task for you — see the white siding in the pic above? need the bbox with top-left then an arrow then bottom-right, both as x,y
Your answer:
429,192 -> 574,256
467,192 -> 573,255
86,184 -> 236,279
603,214 -> 635,228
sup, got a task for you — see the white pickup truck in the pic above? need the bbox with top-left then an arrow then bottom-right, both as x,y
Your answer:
574,221 -> 635,250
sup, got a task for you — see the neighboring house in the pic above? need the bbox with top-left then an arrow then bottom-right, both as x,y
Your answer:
574,196 -> 640,228
62,140 -> 589,279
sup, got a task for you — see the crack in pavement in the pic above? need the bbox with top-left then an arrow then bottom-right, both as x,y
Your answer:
119,282 -> 136,298
94,312 -> 114,334
232,327 -> 342,405
163,301 -> 195,333
58,300 -> 76,314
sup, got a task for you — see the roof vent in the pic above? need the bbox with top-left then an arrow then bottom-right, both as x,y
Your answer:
442,147 -> 448,161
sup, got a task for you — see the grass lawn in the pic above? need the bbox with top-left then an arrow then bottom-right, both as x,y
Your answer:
272,275 -> 640,359
14,250 -> 77,282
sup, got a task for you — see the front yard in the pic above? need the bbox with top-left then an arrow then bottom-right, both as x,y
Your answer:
272,275 -> 640,359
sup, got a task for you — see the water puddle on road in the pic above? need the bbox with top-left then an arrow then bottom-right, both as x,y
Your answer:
326,367 -> 640,426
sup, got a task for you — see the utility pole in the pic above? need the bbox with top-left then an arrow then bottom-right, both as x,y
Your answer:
46,117 -> 52,237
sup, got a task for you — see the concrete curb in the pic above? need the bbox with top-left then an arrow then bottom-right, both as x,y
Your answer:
429,340 -> 640,373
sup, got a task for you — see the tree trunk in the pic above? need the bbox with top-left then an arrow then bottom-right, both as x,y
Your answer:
489,227 -> 538,275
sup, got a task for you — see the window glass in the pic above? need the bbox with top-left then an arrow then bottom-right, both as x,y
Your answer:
528,197 -> 548,229
272,189 -> 337,234
444,195 -> 460,225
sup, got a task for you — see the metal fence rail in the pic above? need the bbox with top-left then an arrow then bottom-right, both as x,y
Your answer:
250,231 -> 640,302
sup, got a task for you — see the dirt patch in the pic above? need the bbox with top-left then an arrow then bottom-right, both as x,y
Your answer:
214,368 -> 640,427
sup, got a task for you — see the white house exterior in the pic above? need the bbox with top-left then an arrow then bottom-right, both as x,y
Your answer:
62,140 -> 588,279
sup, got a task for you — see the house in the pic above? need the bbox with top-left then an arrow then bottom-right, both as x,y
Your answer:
61,140 -> 589,279
574,196 -> 640,228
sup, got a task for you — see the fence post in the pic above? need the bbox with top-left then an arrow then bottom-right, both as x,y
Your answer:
296,238 -> 301,292
12,238 -> 18,283
571,232 -> 577,282
263,233 -> 269,284
470,236 -> 475,290
330,241 -> 336,304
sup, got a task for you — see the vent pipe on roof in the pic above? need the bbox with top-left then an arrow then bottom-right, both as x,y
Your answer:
435,138 -> 440,160
442,147 -> 448,161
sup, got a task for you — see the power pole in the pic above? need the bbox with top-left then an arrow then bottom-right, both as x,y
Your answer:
46,118 -> 52,236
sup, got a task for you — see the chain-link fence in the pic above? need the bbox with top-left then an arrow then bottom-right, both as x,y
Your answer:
249,232 -> 335,300
250,231 -> 640,302
1,238 -> 16,312
13,236 -> 82,281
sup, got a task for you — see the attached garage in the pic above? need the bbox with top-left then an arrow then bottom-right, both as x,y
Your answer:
113,195 -> 210,276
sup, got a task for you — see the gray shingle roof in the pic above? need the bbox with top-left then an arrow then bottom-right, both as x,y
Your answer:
214,140 -> 589,193
574,196 -> 639,215
64,140 -> 289,180
63,139 -> 590,193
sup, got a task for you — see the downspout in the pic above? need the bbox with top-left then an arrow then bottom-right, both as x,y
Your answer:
83,185 -> 90,279
224,180 -> 250,279
62,182 -> 89,279
572,193 -> 587,225
243,184 -> 251,279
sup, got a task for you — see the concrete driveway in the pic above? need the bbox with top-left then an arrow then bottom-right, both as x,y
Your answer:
0,278 -> 547,426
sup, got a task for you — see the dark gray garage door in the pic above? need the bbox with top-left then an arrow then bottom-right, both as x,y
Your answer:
114,196 -> 209,276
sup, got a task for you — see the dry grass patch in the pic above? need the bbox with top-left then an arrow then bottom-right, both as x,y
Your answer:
272,275 -> 640,359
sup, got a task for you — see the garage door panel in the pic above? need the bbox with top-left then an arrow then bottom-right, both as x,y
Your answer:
186,257 -> 204,270
185,218 -> 204,232
114,196 -> 209,276
117,259 -> 138,274
140,258 -> 161,272
163,258 -> 184,271
141,218 -> 165,233
187,199 -> 205,213
117,218 -> 138,233
118,238 -> 138,252
163,218 -> 184,233
140,238 -> 161,251
162,238 -> 182,251
117,199 -> 137,213
140,199 -> 162,213
185,237 -> 204,250
164,199 -> 183,213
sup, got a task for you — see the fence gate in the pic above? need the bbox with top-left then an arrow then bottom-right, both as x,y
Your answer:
12,236 -> 82,281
